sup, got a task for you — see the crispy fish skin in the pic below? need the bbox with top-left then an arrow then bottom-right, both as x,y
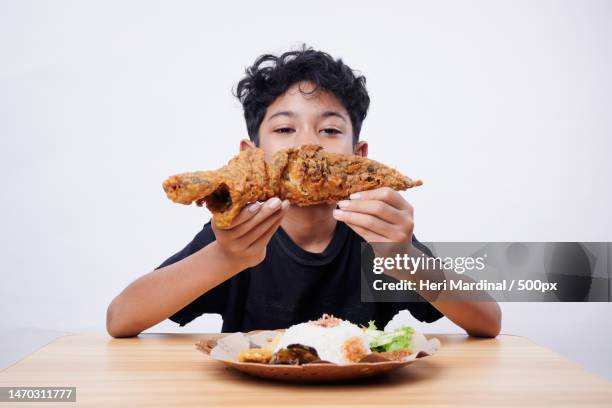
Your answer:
162,145 -> 422,229
278,144 -> 420,206
163,148 -> 274,228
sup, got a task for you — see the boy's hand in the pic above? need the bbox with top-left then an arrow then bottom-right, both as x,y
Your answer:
212,197 -> 290,269
332,187 -> 414,243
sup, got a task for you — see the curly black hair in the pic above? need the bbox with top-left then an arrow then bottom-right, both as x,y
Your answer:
234,46 -> 370,145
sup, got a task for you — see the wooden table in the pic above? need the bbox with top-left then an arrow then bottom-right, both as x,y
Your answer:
0,333 -> 610,407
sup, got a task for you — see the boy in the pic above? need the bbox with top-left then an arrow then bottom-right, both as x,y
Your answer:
106,47 -> 501,338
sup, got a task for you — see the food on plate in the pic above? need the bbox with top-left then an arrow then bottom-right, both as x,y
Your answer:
235,314 -> 433,366
163,144 -> 422,229
238,348 -> 273,364
364,321 -> 429,354
272,314 -> 370,365
270,344 -> 326,365
237,331 -> 281,363
198,315 -> 440,381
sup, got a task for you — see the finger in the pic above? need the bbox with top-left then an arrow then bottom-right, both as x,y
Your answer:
248,212 -> 285,250
231,197 -> 284,238
349,187 -> 410,210
240,202 -> 287,246
344,221 -> 388,242
333,208 -> 393,238
337,199 -> 404,224
239,200 -> 290,245
226,201 -> 264,229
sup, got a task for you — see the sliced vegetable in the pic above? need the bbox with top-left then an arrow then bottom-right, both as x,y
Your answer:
369,325 -> 414,352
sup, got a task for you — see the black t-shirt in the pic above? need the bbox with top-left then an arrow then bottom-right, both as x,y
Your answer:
155,220 -> 443,332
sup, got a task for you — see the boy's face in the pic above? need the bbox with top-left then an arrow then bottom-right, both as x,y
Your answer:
241,81 -> 367,161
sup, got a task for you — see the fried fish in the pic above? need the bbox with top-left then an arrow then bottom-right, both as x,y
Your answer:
162,144 -> 422,229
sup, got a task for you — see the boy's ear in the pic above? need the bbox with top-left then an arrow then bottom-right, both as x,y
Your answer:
353,140 -> 368,157
240,138 -> 257,152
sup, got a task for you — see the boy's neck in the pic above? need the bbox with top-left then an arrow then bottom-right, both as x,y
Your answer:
280,204 -> 338,253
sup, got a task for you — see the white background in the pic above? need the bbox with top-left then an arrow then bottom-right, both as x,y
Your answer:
1,1 -> 611,379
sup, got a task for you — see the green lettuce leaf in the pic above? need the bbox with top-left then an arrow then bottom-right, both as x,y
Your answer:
369,326 -> 414,352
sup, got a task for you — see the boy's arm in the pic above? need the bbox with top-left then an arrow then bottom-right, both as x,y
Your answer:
333,187 -> 502,338
430,299 -> 501,338
106,197 -> 290,338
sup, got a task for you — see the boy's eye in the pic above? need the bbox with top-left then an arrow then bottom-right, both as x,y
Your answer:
320,128 -> 342,135
274,127 -> 295,134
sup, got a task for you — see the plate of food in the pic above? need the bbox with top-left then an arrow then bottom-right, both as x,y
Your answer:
196,314 -> 440,382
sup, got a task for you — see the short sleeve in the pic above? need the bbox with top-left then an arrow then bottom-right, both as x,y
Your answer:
155,220 -> 229,326
379,234 -> 444,324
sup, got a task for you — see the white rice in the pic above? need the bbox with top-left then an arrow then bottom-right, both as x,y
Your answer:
274,319 -> 370,365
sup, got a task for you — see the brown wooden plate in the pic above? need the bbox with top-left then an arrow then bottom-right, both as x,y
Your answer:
196,330 -> 440,382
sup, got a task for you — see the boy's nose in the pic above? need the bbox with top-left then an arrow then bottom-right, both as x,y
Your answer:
295,129 -> 320,146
